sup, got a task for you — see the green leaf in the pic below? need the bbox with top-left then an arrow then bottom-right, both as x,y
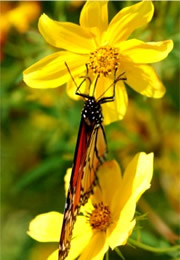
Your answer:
13,156 -> 65,192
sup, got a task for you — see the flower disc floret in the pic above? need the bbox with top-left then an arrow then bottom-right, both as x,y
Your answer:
89,46 -> 120,76
88,202 -> 111,231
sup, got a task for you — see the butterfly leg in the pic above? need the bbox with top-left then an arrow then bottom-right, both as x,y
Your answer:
99,69 -> 127,104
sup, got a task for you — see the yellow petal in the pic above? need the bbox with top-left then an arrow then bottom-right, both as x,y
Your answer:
64,168 -> 72,196
66,79 -> 80,101
72,215 -> 92,239
118,39 -> 173,63
90,185 -> 104,206
80,1 -> 108,44
96,161 -> 122,213
38,14 -> 95,53
47,249 -> 58,260
49,216 -> 92,260
107,1 -> 154,44
80,197 -> 95,216
102,81 -> 128,125
122,153 -> 154,202
107,153 -> 153,249
79,232 -> 108,260
66,73 -> 89,101
66,215 -> 92,260
124,63 -> 166,98
27,211 -> 62,242
107,201 -> 136,249
23,51 -> 88,89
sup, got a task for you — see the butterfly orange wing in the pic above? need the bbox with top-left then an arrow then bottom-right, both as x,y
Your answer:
58,118 -> 107,260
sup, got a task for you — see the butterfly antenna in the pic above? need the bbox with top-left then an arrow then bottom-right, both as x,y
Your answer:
64,62 -> 79,89
114,71 -> 126,84
92,74 -> 100,97
79,64 -> 92,92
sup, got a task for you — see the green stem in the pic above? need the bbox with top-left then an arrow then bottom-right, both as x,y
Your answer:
105,250 -> 109,260
115,248 -> 125,260
128,238 -> 180,254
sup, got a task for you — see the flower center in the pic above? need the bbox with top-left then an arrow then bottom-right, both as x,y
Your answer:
89,202 -> 111,231
89,46 -> 120,76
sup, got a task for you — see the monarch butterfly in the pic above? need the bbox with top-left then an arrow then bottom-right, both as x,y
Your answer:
58,64 -> 126,260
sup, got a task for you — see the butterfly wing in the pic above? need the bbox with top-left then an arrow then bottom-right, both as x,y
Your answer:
81,124 -> 107,204
58,118 -> 107,260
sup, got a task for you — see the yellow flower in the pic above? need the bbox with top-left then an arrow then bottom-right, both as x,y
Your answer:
0,2 -> 41,60
23,1 -> 173,125
28,152 -> 153,259
0,2 -> 41,35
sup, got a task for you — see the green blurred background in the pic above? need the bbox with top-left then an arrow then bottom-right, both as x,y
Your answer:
1,1 -> 179,260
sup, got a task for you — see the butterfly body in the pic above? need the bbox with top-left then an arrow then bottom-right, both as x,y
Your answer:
82,97 -> 103,126
59,96 -> 106,260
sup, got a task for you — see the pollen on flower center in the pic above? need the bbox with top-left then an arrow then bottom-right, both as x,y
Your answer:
89,46 -> 120,76
89,202 -> 111,231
